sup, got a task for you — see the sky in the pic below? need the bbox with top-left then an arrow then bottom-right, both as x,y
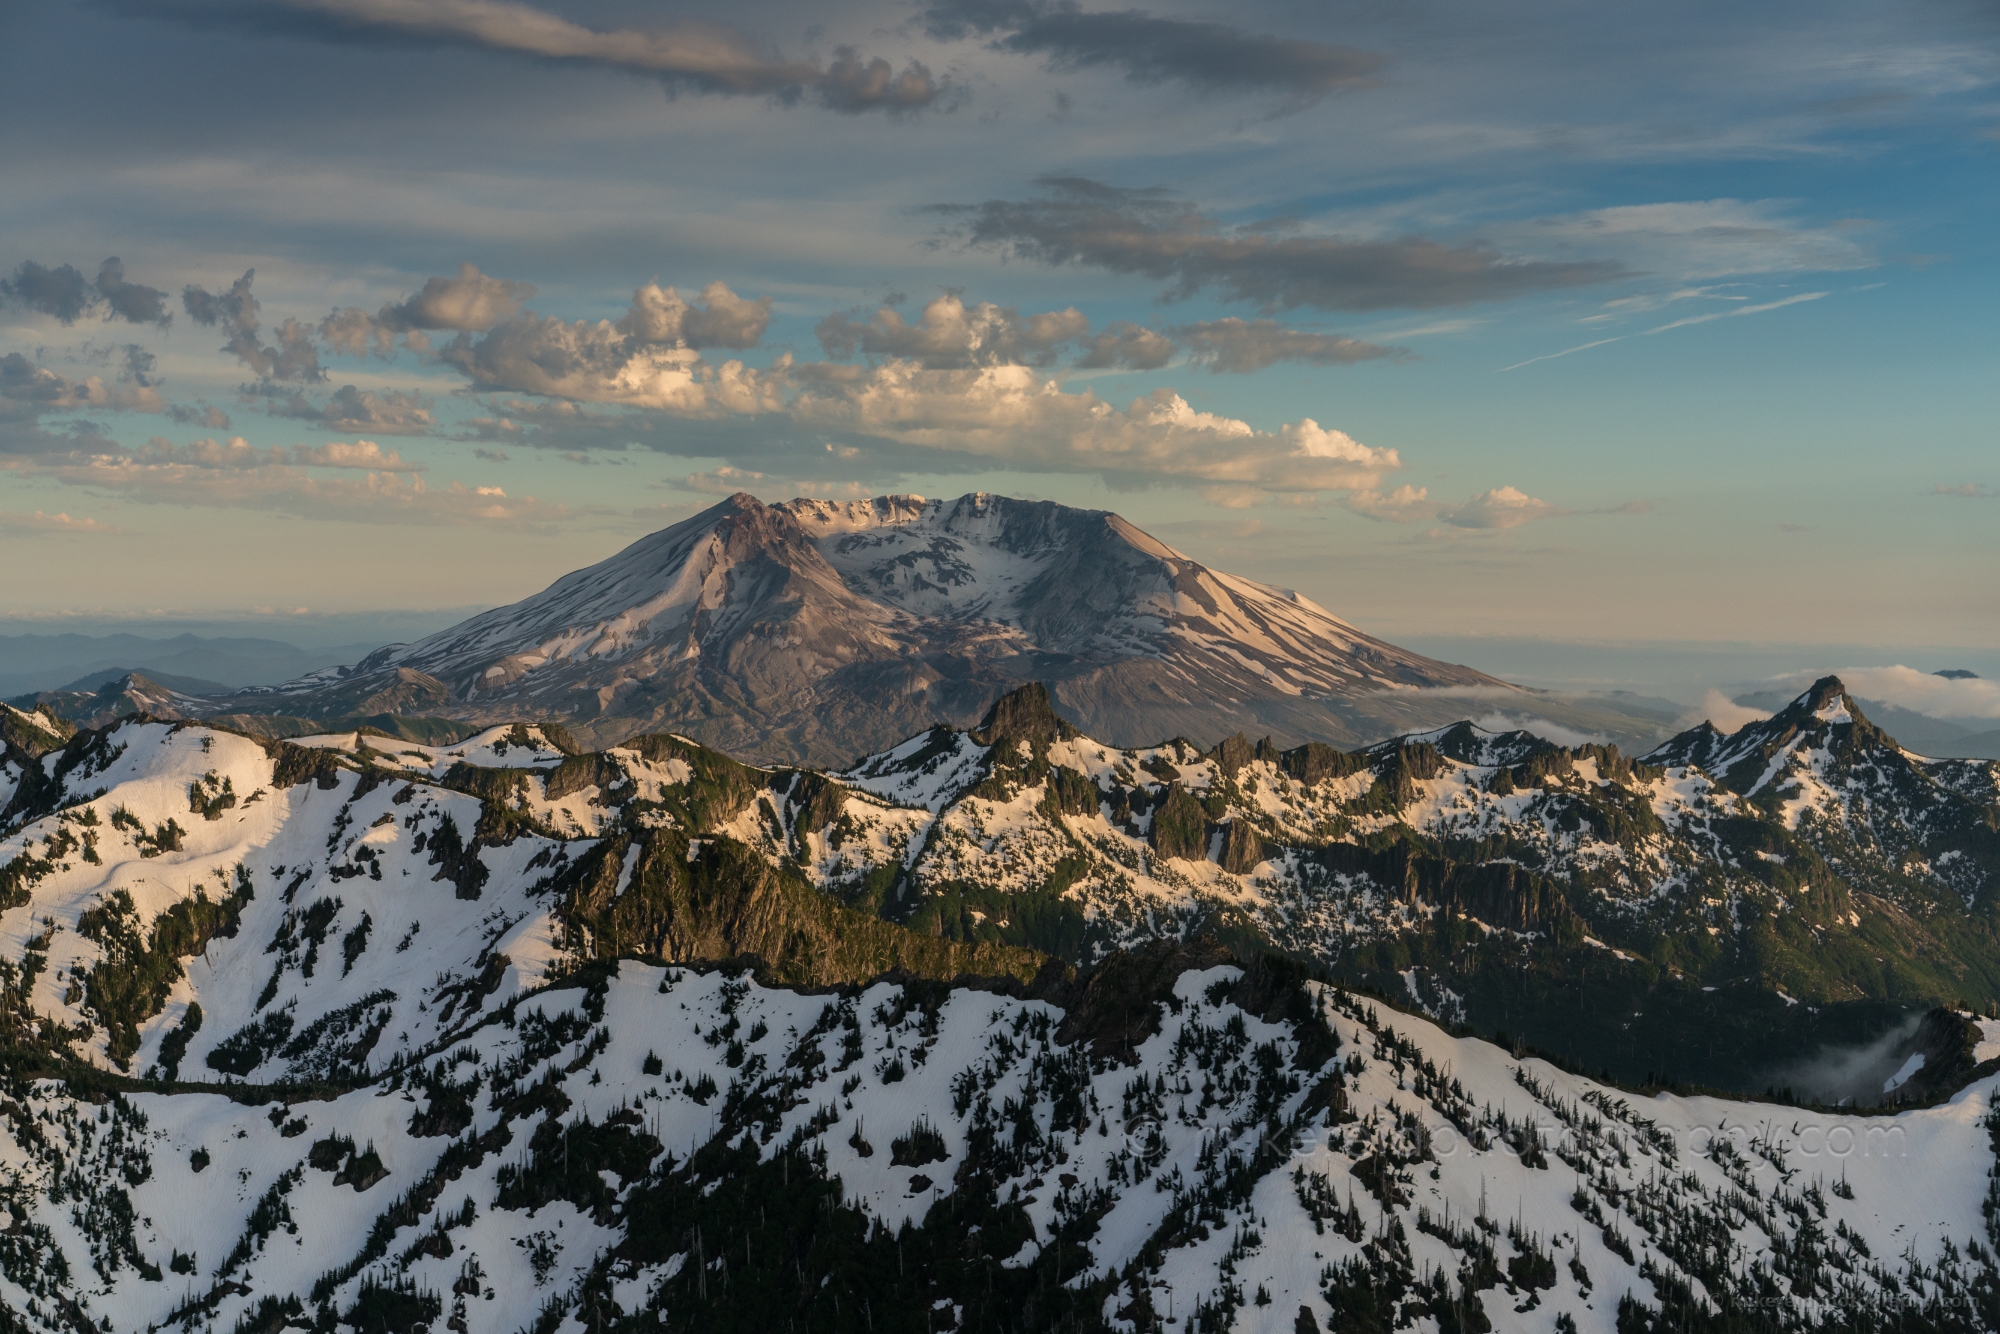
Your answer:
2,0 -> 1996,674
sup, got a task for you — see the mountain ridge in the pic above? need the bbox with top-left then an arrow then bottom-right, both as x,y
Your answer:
7,678 -> 2000,1330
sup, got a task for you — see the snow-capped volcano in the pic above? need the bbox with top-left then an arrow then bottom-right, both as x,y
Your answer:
228,492 -> 1521,763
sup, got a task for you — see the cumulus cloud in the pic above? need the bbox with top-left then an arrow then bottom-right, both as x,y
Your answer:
147,0 -> 955,114
1341,484 -> 1435,522
1,258 -> 171,326
1340,483 -> 1573,529
0,352 -> 163,418
816,293 -> 1088,368
935,177 -> 1624,312
0,509 -> 121,535
183,269 -> 325,383
1173,317 -> 1400,372
781,364 -> 1400,493
321,262 -> 534,356
1437,486 -> 1565,529
1075,321 -> 1175,370
434,306 -> 1403,496
619,281 -> 770,349
169,403 -> 233,430
924,0 -> 1380,106
270,384 -> 436,434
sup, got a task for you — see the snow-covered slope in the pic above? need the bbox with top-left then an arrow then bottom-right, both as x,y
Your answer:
4,954 -> 1999,1333
210,492 -> 1548,765
3,688 -> 2000,1330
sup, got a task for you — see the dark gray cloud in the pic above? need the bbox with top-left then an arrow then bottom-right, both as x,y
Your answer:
93,258 -> 172,326
818,47 -> 956,115
169,402 -> 232,430
184,269 -> 325,382
1174,317 -> 1400,372
1,258 -> 171,326
935,177 -> 1626,312
128,0 -> 956,115
182,269 -> 259,333
3,262 -> 94,323
120,344 -> 159,388
270,384 -> 435,435
1074,320 -> 1174,370
924,0 -> 1380,104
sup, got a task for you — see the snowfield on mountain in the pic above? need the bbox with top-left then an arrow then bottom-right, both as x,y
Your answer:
2,673 -> 2000,1331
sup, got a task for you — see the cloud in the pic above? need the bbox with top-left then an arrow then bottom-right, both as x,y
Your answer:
1518,200 -> 1875,282
151,0 -> 955,114
1675,689 -> 1770,734
1768,665 -> 2000,722
3,431 -> 564,526
0,352 -> 163,419
130,435 -> 422,472
1,258 -> 171,326
1074,321 -> 1175,370
935,177 -> 1624,312
426,285 -> 1411,498
321,262 -> 535,356
0,510 -> 121,535
2,261 -> 93,323
181,268 -> 258,333
817,46 -> 954,114
1438,486 -> 1564,529
1342,484 -> 1435,522
1645,290 -> 1827,333
1172,317 -> 1400,372
924,1 -> 1381,106
816,292 -> 1087,368
1501,290 -> 1831,370
1471,713 -> 1606,748
1933,482 -> 1995,498
183,269 -> 325,383
93,259 -> 173,327
779,364 -> 1401,494
169,403 -> 233,430
270,384 -> 436,434
618,281 -> 770,349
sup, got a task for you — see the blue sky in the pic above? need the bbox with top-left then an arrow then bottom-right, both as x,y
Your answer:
1,0 -> 1995,662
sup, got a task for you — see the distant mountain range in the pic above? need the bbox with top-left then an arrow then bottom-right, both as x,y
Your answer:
107,491 -> 1672,763
0,630 -> 386,699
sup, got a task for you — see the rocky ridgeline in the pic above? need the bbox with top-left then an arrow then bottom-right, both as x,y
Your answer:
1,682 -> 2000,1330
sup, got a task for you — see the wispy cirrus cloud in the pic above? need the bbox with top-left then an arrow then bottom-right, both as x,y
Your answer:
934,177 -> 1625,312
923,0 -> 1382,108
127,0 -> 957,115
1501,290 -> 1831,371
